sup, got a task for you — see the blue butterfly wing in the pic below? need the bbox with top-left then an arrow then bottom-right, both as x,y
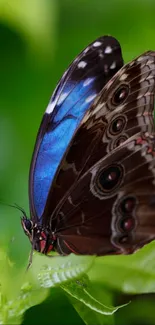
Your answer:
29,36 -> 124,221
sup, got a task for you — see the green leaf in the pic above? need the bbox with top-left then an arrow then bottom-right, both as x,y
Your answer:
61,275 -> 128,316
0,248 -> 49,324
31,253 -> 95,288
0,282 -> 48,324
88,241 -> 155,294
68,296 -> 112,325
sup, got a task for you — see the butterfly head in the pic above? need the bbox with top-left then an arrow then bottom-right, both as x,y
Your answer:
21,216 -> 56,254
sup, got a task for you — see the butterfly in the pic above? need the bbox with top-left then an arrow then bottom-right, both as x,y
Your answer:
21,35 -> 155,257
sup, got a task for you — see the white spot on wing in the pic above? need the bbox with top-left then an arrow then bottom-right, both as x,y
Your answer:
137,56 -> 143,62
83,77 -> 94,87
85,94 -> 96,103
78,60 -> 87,68
93,41 -> 102,47
46,96 -> 58,114
110,61 -> 116,69
83,47 -> 89,54
119,73 -> 128,81
104,46 -> 112,54
57,92 -> 69,105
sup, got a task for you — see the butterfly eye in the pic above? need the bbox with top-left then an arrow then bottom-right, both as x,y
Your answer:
119,217 -> 135,233
21,217 -> 33,237
98,164 -> 123,192
120,196 -> 136,214
24,219 -> 32,232
112,84 -> 129,105
110,115 -> 126,135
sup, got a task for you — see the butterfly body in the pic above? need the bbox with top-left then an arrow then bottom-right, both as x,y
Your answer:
22,36 -> 155,257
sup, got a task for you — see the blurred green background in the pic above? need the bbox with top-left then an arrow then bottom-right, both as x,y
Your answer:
1,0 -> 155,324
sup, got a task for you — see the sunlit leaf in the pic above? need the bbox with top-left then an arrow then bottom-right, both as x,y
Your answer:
31,253 -> 95,288
0,0 -> 57,55
88,242 -> 155,294
0,249 -> 49,325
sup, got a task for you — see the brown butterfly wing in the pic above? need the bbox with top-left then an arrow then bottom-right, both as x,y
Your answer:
43,51 -> 155,225
53,132 -> 155,255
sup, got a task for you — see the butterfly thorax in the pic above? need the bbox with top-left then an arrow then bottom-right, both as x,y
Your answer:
21,216 -> 56,254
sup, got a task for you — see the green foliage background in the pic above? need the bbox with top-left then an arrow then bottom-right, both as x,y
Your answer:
0,0 -> 155,324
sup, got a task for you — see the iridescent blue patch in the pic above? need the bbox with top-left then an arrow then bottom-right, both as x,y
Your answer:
33,81 -> 97,218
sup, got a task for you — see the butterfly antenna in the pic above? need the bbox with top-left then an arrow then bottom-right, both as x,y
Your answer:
11,203 -> 27,216
0,201 -> 27,216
